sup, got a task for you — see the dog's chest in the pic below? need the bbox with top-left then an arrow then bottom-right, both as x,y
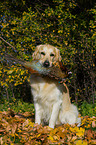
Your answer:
30,75 -> 63,104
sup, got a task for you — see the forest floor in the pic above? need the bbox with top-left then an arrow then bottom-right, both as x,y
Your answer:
0,108 -> 96,145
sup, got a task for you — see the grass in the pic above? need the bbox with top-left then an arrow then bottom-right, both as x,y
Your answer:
0,98 -> 96,117
0,98 -> 35,113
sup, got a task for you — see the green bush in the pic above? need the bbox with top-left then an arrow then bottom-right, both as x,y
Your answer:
0,98 -> 34,113
79,101 -> 96,117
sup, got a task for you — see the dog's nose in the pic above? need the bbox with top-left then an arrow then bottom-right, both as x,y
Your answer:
43,60 -> 50,68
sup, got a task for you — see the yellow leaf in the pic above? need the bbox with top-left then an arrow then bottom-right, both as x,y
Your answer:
48,135 -> 54,141
28,120 -> 34,127
37,133 -> 41,138
10,133 -> 15,137
21,70 -> 24,75
53,135 -> 59,140
18,129 -> 22,133
76,128 -> 85,137
12,31 -> 14,35
82,141 -> 88,145
76,140 -> 88,145
7,70 -> 14,74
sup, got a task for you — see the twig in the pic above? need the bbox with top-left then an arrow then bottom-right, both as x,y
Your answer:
0,36 -> 16,50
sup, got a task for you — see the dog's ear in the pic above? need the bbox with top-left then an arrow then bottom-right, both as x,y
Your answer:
32,45 -> 43,60
54,47 -> 62,62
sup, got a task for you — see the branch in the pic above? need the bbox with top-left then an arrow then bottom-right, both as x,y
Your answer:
0,36 -> 16,50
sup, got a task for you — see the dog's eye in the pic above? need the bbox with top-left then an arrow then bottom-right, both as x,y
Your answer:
50,53 -> 54,57
41,52 -> 45,55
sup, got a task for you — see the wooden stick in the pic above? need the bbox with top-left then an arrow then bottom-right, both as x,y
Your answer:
0,36 -> 16,50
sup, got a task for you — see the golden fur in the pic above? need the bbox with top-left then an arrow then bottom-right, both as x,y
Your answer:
30,44 -> 81,128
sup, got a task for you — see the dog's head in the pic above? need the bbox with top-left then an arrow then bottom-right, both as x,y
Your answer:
32,44 -> 62,68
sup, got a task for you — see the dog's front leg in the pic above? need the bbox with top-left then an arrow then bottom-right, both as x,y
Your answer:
49,100 -> 62,128
34,103 -> 42,125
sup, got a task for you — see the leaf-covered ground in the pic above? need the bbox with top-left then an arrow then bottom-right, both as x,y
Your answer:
0,109 -> 96,145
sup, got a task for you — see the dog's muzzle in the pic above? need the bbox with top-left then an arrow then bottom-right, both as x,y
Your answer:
43,60 -> 50,68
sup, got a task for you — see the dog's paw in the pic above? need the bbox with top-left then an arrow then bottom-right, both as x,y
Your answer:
49,123 -> 55,129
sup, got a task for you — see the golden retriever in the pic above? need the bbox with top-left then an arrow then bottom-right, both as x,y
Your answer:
30,44 -> 81,128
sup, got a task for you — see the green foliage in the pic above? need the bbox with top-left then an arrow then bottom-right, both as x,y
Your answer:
0,98 -> 34,113
79,101 -> 96,117
0,0 -> 96,104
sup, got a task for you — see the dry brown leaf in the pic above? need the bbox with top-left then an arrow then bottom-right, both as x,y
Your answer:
0,111 -> 96,144
11,123 -> 17,134
0,137 -> 3,145
92,120 -> 96,128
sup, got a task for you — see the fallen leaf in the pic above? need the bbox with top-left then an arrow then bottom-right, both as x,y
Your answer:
92,120 -> 96,128
12,123 -> 17,134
